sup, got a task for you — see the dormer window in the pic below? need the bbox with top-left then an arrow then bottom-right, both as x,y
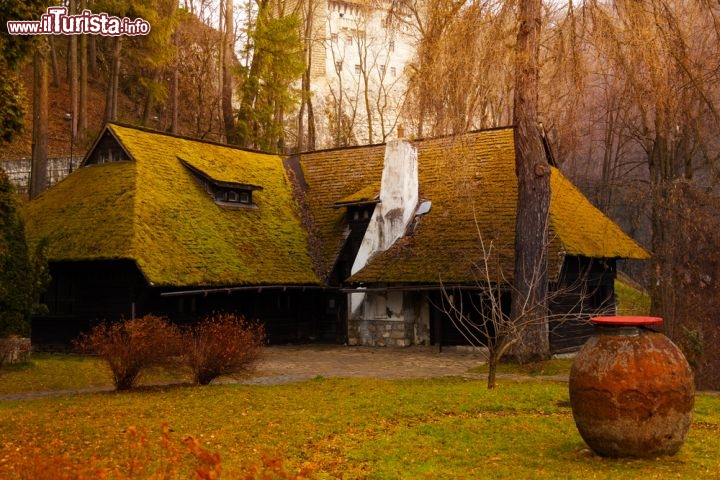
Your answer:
84,129 -> 131,165
218,189 -> 252,205
348,205 -> 374,223
179,157 -> 261,209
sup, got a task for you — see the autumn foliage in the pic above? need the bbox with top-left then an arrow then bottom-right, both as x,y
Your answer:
75,315 -> 183,391
184,313 -> 266,386
76,313 -> 265,390
3,424 -> 315,479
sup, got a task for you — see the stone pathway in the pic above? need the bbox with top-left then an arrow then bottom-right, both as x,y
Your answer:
245,345 -> 487,385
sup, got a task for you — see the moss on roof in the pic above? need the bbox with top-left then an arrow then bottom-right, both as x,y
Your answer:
549,167 -> 649,259
24,161 -> 136,262
25,124 -> 320,287
178,150 -> 264,187
25,124 -> 646,289
338,128 -> 647,285
298,145 -> 386,279
334,185 -> 379,206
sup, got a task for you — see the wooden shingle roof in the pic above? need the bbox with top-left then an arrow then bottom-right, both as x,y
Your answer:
297,144 -> 386,279
344,128 -> 648,285
25,124 -> 320,287
25,124 -> 646,289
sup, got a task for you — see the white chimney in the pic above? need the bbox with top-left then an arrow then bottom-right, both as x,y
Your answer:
351,138 -> 418,274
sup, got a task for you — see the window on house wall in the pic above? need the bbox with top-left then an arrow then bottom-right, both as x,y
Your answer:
331,32 -> 338,43
354,64 -> 361,74
390,66 -> 397,77
345,36 -> 353,46
380,64 -> 386,75
389,40 -> 395,52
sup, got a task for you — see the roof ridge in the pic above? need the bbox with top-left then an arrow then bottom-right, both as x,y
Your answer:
107,122 -> 279,157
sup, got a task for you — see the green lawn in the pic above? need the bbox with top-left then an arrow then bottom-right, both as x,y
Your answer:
1,355 -> 719,478
615,276 -> 651,316
0,353 -> 188,394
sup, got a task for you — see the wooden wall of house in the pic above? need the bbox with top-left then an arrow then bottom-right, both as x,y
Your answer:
549,256 -> 617,353
146,289 -> 347,344
33,259 -> 347,348
428,289 -> 507,349
426,256 -> 617,353
32,260 -> 145,349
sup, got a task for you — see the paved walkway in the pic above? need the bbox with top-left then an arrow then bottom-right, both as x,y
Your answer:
245,345 -> 488,385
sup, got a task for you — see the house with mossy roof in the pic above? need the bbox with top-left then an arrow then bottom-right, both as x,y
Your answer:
25,123 -> 647,350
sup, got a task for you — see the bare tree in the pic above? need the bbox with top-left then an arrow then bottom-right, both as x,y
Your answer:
174,12 -> 224,140
296,0 -> 321,151
322,1 -> 408,146
437,227 -> 614,388
393,0 -> 514,137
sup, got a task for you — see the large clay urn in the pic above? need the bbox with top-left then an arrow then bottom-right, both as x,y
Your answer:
569,316 -> 694,457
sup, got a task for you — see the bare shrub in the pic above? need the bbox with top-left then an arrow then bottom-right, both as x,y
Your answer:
184,313 -> 265,386
75,315 -> 183,391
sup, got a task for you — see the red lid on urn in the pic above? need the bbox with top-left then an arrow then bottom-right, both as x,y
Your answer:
591,316 -> 663,326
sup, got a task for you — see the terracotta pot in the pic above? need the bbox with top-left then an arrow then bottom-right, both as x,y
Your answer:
569,316 -> 694,457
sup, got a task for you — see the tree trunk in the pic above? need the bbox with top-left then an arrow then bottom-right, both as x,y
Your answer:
104,37 -> 122,123
69,0 -> 78,142
88,35 -> 97,76
222,0 -> 236,143
510,0 -> 550,362
78,0 -> 88,141
363,71 -> 373,144
31,38 -> 49,199
171,62 -> 179,134
49,36 -> 60,87
142,71 -> 160,126
307,94 -> 316,151
298,0 -> 316,152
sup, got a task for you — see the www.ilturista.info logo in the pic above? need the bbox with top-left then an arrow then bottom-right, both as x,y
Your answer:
6,7 -> 150,36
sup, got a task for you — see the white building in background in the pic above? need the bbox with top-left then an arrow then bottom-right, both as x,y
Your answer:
308,0 -> 416,148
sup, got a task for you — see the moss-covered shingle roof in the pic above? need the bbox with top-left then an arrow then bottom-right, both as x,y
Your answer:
25,124 -> 646,289
25,124 -> 320,287
297,144 -> 386,279
300,128 -> 647,285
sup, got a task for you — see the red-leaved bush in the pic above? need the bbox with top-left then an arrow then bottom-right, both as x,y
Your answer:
184,313 -> 265,385
75,315 -> 183,391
